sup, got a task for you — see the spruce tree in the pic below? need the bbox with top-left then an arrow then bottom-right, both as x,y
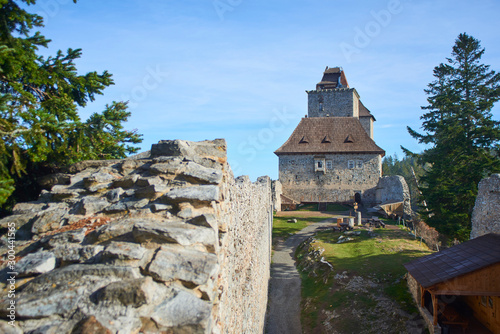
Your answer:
404,33 -> 500,241
0,0 -> 142,210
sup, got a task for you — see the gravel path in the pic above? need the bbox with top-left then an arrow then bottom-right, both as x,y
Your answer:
265,219 -> 334,334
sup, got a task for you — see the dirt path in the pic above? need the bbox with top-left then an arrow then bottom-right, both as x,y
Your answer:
265,219 -> 334,334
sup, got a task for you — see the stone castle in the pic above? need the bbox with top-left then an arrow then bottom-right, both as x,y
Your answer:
275,67 -> 395,206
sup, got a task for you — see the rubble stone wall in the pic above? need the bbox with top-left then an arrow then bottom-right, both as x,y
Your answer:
307,88 -> 359,118
471,174 -> 500,239
0,139 -> 272,334
278,153 -> 381,204
375,175 -> 412,217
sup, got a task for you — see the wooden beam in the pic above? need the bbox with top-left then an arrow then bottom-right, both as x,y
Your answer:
432,293 -> 438,326
420,286 -> 425,307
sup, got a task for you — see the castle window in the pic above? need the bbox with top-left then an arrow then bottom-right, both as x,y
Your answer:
326,160 -> 333,170
348,160 -> 355,169
314,158 -> 326,173
356,160 -> 363,169
319,102 -> 323,112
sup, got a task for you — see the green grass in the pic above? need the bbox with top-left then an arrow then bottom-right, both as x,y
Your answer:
296,226 -> 433,333
294,203 -> 350,212
272,216 -> 326,240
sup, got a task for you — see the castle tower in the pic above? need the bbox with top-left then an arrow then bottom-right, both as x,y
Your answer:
274,67 -> 384,204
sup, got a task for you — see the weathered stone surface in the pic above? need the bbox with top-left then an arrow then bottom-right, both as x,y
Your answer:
0,213 -> 34,229
133,221 -> 216,249
40,228 -> 87,248
37,173 -> 71,190
151,288 -> 211,331
151,139 -> 197,158
50,185 -> 83,200
1,265 -> 141,318
84,218 -> 136,244
92,277 -> 167,308
105,188 -> 124,203
150,203 -> 172,212
31,206 -> 69,234
187,214 -> 218,230
148,158 -> 183,175
101,242 -> 147,261
72,316 -> 112,334
181,162 -> 223,184
136,176 -> 163,187
146,245 -> 217,285
0,320 -> 23,334
16,251 -> 56,277
112,174 -> 139,189
12,202 -> 47,215
67,159 -> 121,174
75,197 -> 109,216
52,244 -> 104,263
471,174 -> 500,239
164,185 -> 219,202
135,184 -> 170,199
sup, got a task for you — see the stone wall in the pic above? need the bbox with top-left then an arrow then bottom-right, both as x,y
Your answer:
306,88 -> 359,118
471,174 -> 500,239
271,180 -> 282,212
278,153 -> 381,204
0,139 -> 272,334
359,116 -> 373,139
375,175 -> 412,218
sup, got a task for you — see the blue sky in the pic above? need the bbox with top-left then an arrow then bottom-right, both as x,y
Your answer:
29,0 -> 500,180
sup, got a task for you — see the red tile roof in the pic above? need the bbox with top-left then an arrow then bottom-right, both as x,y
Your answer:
404,233 -> 500,288
274,117 -> 385,156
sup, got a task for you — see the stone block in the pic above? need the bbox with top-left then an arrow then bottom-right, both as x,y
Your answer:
40,228 -> 87,248
52,244 -> 104,263
136,176 -> 164,187
37,173 -> 71,190
133,221 -> 216,249
16,251 -> 56,277
135,184 -> 170,199
101,241 -> 147,261
112,174 -> 139,189
75,197 -> 109,216
72,316 -> 112,334
31,205 -> 70,234
151,288 -> 211,331
181,162 -> 223,184
164,185 -> 220,203
146,245 -> 217,285
12,202 -> 47,215
105,188 -> 124,203
150,139 -> 197,158
0,320 -> 23,334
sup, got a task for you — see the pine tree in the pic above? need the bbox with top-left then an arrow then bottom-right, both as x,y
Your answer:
404,33 -> 500,241
0,0 -> 142,210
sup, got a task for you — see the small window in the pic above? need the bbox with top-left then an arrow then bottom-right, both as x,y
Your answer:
348,160 -> 355,169
317,161 -> 323,168
356,160 -> 363,169
319,102 -> 323,112
326,160 -> 333,169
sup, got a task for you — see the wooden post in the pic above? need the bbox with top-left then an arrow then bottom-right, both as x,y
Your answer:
420,286 -> 425,308
432,293 -> 438,326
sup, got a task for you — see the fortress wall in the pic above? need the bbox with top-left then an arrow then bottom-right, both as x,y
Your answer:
0,139 -> 272,334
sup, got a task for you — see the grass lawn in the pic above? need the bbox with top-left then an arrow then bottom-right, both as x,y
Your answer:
295,203 -> 350,212
272,215 -> 326,240
296,224 -> 433,333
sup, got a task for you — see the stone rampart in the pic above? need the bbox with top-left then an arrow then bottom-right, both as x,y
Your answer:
0,139 -> 272,334
471,174 -> 500,239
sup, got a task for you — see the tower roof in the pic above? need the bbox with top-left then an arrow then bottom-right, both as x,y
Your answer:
316,66 -> 350,90
274,117 -> 385,156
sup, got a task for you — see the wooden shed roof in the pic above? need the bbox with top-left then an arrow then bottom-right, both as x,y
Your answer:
274,117 -> 385,156
404,233 -> 500,289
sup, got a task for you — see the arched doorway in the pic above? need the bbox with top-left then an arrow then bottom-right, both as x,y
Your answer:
355,192 -> 362,204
